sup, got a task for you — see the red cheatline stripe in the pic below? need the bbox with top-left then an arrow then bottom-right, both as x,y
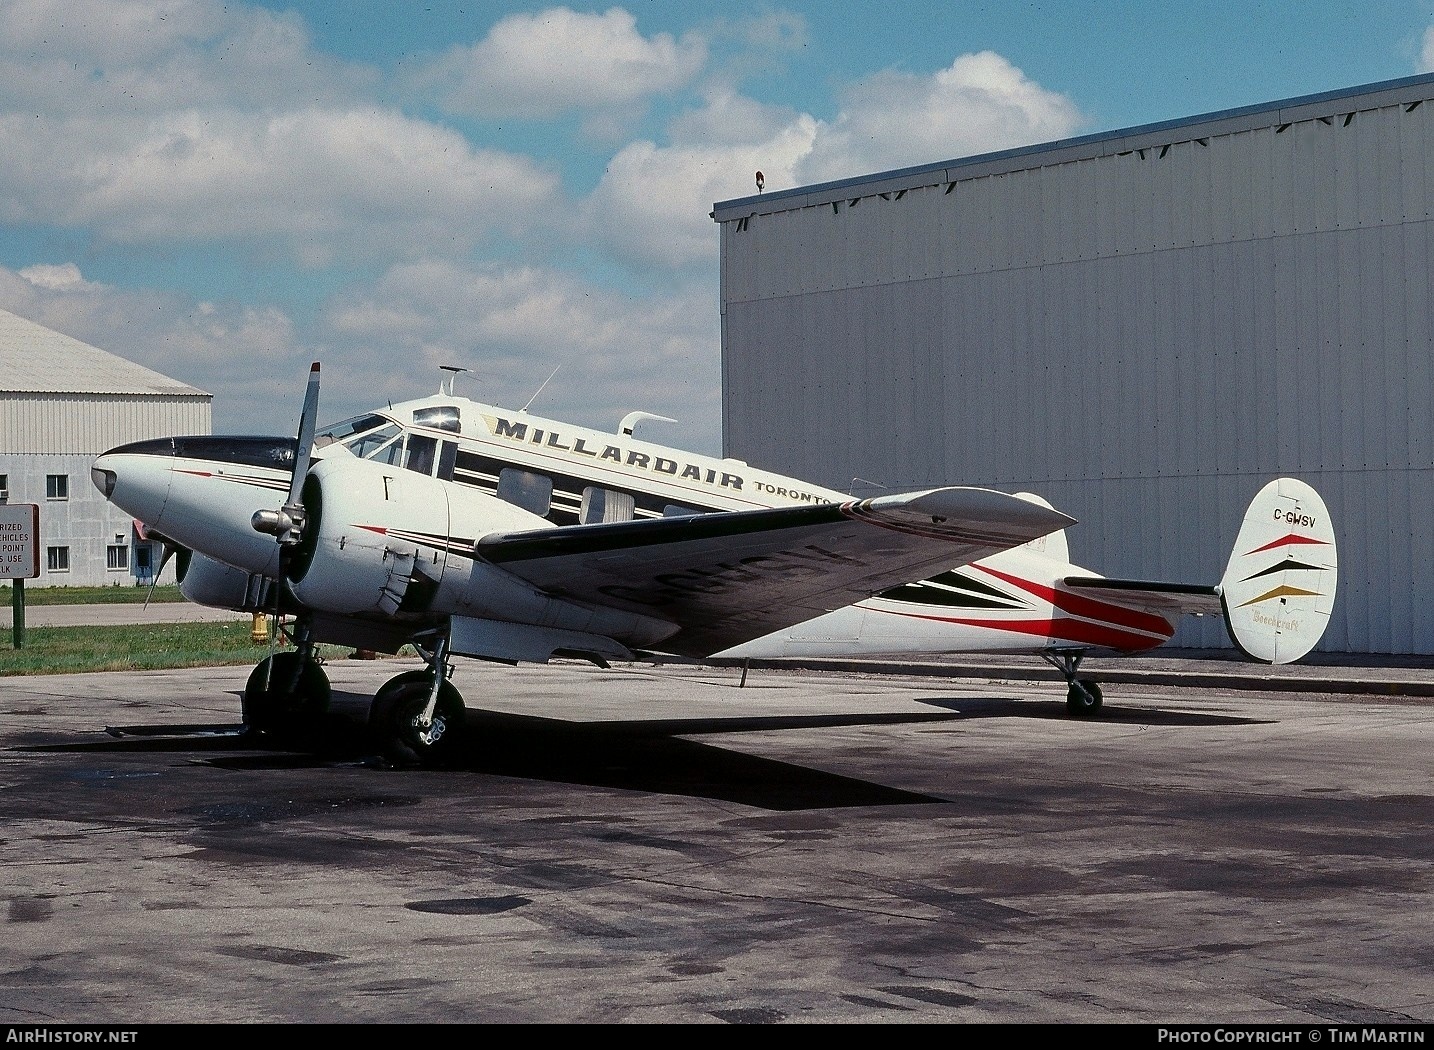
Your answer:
174,468 -> 288,490
1245,533 -> 1332,555
874,607 -> 1171,650
972,563 -> 1176,636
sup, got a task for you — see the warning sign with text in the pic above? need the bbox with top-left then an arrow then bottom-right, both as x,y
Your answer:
0,504 -> 40,579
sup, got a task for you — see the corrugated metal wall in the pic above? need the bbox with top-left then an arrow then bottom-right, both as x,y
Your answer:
0,393 -> 210,587
718,80 -> 1434,654
0,393 -> 211,454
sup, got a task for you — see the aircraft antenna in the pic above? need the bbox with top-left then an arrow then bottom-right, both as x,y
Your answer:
521,365 -> 561,412
439,365 -> 469,396
849,477 -> 888,496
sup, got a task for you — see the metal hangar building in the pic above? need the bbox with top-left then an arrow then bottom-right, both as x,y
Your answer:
712,72 -> 1434,656
0,308 -> 211,588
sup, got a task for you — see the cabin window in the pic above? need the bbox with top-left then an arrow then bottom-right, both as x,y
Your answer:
412,405 -> 462,433
580,487 -> 636,524
404,435 -> 437,476
663,503 -> 700,517
497,468 -> 553,516
436,441 -> 457,482
46,474 -> 68,500
47,546 -> 69,572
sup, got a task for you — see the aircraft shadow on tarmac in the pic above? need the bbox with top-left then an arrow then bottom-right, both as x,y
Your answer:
15,692 -> 1270,812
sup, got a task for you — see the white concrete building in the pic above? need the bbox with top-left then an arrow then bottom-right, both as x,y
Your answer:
0,308 -> 210,588
713,73 -> 1434,655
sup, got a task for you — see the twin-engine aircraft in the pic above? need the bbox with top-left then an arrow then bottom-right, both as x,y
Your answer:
90,364 -> 1337,766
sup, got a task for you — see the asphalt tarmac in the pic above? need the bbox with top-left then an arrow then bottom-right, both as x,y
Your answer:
0,650 -> 1430,1025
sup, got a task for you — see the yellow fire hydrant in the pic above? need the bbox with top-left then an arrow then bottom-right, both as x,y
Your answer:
250,613 -> 269,645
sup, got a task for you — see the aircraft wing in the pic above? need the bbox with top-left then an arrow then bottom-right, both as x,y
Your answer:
479,487 -> 1075,656
1062,576 -> 1223,617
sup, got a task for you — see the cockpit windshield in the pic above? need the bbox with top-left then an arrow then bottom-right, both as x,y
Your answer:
315,413 -> 388,448
313,406 -> 454,474
345,423 -> 404,463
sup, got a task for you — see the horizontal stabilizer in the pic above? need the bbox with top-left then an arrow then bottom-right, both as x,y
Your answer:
1062,576 -> 1222,617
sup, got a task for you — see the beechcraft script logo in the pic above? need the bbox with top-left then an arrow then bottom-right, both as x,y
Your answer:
1230,529 -> 1333,609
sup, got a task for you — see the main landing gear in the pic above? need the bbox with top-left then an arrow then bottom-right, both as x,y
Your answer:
240,619 -> 467,767
1040,648 -> 1104,716
242,619 -> 331,746
366,634 -> 466,768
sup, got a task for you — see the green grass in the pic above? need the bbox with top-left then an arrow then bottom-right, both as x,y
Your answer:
0,621 -> 358,677
0,584 -> 186,605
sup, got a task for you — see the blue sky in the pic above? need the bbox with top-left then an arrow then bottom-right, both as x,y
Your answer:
2,0 -> 1432,454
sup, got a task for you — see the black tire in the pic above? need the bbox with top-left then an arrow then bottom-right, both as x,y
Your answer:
368,670 -> 431,731
1066,679 -> 1103,716
374,678 -> 466,768
242,651 -> 332,741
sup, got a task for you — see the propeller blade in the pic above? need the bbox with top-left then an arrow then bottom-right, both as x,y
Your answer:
281,362 -> 322,529
143,542 -> 178,610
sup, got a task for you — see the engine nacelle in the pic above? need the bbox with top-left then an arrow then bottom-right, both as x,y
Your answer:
179,551 -> 275,612
285,455 -> 542,617
284,456 -> 677,649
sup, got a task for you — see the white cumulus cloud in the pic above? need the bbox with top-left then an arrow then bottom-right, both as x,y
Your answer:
419,6 -> 707,122
796,51 -> 1086,186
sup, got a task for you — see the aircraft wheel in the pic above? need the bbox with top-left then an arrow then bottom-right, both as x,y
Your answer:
368,671 -> 431,731
1066,678 -> 1103,716
373,677 -> 466,768
242,651 -> 331,741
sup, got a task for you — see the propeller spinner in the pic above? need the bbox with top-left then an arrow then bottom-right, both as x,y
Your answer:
252,361 -> 321,546
247,361 -> 322,694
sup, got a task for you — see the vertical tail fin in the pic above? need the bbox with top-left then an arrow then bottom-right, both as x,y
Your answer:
1219,478 -> 1338,664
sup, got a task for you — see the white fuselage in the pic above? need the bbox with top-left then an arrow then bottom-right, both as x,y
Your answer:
91,392 -> 1179,660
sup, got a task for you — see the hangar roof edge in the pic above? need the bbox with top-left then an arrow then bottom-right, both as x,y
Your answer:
711,71 -> 1434,222
0,307 -> 212,398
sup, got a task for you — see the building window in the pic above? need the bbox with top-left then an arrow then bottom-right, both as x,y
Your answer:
0,473 -> 8,501
46,474 -> 68,500
107,545 -> 129,571
47,546 -> 69,572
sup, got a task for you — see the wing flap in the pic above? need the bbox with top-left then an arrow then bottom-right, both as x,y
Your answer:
480,487 -> 1075,656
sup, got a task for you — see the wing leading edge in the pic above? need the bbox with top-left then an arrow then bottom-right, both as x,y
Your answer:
479,486 -> 1076,657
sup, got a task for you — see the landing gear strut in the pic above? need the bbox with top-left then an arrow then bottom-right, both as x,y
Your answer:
1041,648 -> 1103,716
368,632 -> 467,768
242,617 -> 332,743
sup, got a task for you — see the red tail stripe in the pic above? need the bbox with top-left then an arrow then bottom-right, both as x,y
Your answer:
1245,533 -> 1331,555
972,564 -> 1176,636
879,608 -> 1171,651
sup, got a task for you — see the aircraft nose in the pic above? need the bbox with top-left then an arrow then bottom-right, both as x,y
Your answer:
90,461 -> 116,499
90,447 -> 174,529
